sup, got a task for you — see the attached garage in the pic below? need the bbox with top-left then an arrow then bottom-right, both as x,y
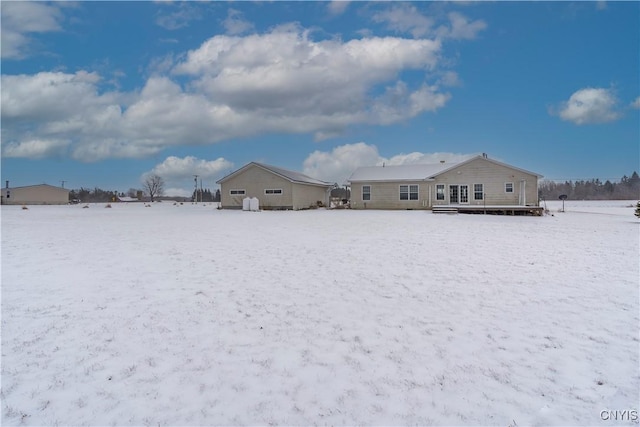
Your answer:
1,183 -> 70,205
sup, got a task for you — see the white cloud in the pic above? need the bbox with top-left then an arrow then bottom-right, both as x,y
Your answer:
3,25 -> 455,162
303,142 -> 381,184
631,96 -> 640,109
1,2 -> 64,59
554,87 -> 621,125
302,142 -> 474,184
2,138 -> 70,159
173,26 -> 444,133
438,71 -> 461,87
223,9 -> 254,35
372,4 -> 434,38
371,6 -> 486,41
327,1 -> 350,16
385,151 -> 474,166
147,156 -> 234,180
440,12 -> 487,40
142,156 -> 235,196
155,3 -> 202,30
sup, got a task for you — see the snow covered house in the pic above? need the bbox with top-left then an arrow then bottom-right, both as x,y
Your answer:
1,183 -> 70,205
347,154 -> 542,211
216,162 -> 334,210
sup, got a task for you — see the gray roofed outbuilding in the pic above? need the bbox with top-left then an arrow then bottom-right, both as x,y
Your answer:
216,162 -> 333,210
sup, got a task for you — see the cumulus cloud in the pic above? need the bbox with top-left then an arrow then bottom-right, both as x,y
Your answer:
372,5 -> 486,41
155,2 -> 202,30
327,1 -> 350,16
173,25 -> 446,136
146,156 -> 234,180
553,87 -> 621,125
2,138 -> 70,159
303,142 -> 381,184
1,2 -> 64,59
142,156 -> 235,196
303,142 -> 474,184
372,4 -> 434,38
223,9 -> 254,35
440,12 -> 487,40
3,24 -> 460,162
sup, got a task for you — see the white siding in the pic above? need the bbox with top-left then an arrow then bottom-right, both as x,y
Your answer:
1,185 -> 69,205
432,157 -> 538,206
220,165 -> 294,209
349,157 -> 539,210
219,164 -> 330,210
350,180 -> 426,209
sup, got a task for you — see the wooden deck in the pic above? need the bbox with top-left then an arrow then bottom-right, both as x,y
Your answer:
432,205 -> 544,216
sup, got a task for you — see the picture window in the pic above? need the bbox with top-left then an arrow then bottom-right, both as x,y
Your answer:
400,185 -> 418,201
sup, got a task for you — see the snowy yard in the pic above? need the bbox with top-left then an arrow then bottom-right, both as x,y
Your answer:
1,200 -> 638,426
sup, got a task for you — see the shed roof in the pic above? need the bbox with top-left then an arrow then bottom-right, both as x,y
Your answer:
217,162 -> 333,187
3,183 -> 69,191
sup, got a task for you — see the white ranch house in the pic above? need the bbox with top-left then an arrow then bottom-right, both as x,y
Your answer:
348,154 -> 542,211
217,162 -> 333,210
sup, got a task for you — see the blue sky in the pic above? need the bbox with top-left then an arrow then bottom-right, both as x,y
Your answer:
1,1 -> 638,196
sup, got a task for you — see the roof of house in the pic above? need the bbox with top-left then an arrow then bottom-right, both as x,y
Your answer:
348,163 -> 454,182
348,155 -> 543,183
217,162 -> 333,187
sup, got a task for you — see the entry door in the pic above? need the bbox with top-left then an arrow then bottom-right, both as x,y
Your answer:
449,185 -> 459,204
460,185 -> 469,203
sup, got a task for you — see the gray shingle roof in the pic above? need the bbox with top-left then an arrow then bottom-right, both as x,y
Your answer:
347,162 -> 456,182
254,163 -> 333,186
348,155 -> 543,182
217,162 -> 333,187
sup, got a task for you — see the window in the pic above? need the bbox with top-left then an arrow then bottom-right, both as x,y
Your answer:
229,189 -> 246,195
264,189 -> 282,195
362,185 -> 371,201
400,185 -> 418,201
505,182 -> 514,193
474,184 -> 484,200
436,184 -> 445,201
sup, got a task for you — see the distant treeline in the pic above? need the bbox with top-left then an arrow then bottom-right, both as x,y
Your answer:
539,172 -> 640,201
69,187 -> 123,203
69,187 -> 220,203
192,188 -> 221,202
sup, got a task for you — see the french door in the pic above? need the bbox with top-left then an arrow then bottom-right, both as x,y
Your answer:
449,185 -> 469,204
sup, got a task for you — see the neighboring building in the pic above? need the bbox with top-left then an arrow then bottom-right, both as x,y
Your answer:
115,196 -> 140,203
1,183 -> 70,205
216,162 -> 334,210
348,154 -> 542,210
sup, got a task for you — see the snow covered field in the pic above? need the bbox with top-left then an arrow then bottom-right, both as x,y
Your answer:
2,200 -> 638,426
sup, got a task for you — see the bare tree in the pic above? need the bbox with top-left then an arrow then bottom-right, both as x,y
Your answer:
144,174 -> 164,202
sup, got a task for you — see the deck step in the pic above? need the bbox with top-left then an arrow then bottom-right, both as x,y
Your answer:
432,206 -> 458,214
